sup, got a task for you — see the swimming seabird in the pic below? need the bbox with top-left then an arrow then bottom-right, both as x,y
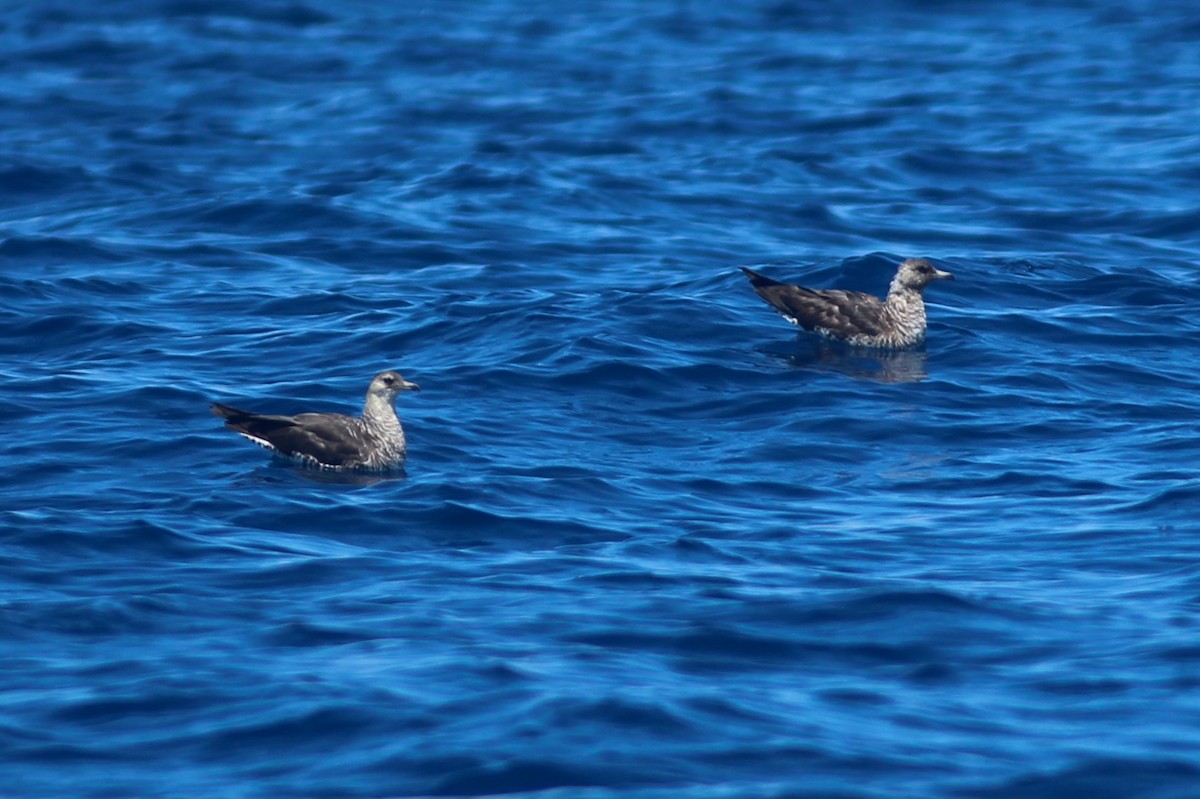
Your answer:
211,370 -> 420,471
740,258 -> 954,348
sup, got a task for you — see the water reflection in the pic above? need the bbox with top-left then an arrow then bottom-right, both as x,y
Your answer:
760,339 -> 929,384
249,461 -> 406,487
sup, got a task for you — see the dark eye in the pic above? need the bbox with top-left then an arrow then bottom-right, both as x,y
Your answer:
382,375 -> 395,385
918,265 -> 932,274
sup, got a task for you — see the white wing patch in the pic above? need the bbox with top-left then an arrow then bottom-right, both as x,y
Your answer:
236,431 -> 345,470
237,432 -> 278,452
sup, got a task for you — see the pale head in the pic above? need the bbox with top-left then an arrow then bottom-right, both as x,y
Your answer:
368,370 -> 421,401
893,258 -> 955,291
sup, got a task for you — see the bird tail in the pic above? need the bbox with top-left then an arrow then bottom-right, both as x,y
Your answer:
211,403 -> 300,443
211,402 -> 276,434
211,402 -> 250,422
739,266 -> 781,288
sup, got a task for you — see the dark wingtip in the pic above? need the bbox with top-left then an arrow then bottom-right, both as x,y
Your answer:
211,402 -> 250,422
739,266 -> 776,287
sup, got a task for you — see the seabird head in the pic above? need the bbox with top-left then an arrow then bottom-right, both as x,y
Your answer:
369,370 -> 421,399
893,258 -> 954,291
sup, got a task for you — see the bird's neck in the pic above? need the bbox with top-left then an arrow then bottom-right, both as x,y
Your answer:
884,284 -> 928,341
886,282 -> 924,311
362,394 -> 403,438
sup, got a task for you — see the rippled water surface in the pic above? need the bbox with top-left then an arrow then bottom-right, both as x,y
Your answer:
4,1 -> 1200,797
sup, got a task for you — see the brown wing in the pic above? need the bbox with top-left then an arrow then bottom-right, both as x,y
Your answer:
740,267 -> 888,338
211,404 -> 368,467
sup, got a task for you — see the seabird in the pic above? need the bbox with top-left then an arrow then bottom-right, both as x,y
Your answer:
740,258 -> 954,348
211,370 -> 420,471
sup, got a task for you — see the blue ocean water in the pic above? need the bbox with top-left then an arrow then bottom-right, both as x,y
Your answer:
3,0 -> 1200,796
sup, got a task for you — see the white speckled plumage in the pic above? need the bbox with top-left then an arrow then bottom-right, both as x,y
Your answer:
741,258 -> 954,349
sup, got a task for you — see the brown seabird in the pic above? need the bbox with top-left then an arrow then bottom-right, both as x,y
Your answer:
211,370 -> 420,471
740,258 -> 954,348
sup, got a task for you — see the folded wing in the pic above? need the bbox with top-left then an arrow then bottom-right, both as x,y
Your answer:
740,267 -> 887,339
211,404 -> 367,467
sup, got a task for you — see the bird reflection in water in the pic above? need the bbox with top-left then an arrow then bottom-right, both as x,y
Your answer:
249,462 -> 405,488
759,339 -> 929,384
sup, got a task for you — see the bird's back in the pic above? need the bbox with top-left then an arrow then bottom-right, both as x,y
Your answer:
740,267 -> 888,339
211,404 -> 370,468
